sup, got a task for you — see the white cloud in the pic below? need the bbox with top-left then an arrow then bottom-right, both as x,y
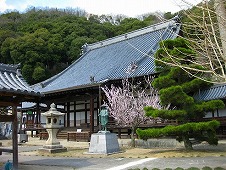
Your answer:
69,0 -> 202,17
0,0 -> 202,16
0,0 -> 14,12
71,0 -> 176,17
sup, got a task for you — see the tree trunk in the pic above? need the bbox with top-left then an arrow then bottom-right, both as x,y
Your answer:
182,135 -> 193,150
214,0 -> 226,60
130,127 -> 136,147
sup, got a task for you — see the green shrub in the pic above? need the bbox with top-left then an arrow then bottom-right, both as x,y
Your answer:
214,167 -> 226,170
186,168 -> 200,170
175,168 -> 184,170
202,167 -> 212,170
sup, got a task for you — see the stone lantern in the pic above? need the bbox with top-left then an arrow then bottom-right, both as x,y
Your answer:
39,103 -> 67,153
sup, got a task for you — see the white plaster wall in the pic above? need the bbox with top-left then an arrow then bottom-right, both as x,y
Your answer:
218,108 -> 226,117
205,112 -> 212,118
76,104 -> 85,110
70,112 -> 74,126
204,108 -> 226,118
40,114 -> 46,124
70,105 -> 74,110
76,111 -> 86,125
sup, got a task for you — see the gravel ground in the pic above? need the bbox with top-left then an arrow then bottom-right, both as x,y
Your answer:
1,138 -> 226,170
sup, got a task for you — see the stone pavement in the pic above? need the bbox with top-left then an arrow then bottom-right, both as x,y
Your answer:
0,137 -> 226,170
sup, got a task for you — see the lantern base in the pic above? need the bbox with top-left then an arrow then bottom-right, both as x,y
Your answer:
39,144 -> 67,153
39,147 -> 67,153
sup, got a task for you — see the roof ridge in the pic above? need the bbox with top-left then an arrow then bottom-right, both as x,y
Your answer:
84,18 -> 178,51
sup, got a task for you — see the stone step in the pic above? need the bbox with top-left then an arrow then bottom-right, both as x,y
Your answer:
57,131 -> 68,139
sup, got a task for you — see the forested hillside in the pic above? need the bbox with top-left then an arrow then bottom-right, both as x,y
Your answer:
0,7 -> 170,84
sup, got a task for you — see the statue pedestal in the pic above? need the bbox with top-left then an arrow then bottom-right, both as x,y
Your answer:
89,131 -> 120,154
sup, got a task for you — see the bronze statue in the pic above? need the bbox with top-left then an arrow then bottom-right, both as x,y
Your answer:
99,104 -> 109,131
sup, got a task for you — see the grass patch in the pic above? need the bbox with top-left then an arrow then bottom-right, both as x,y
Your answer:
0,162 -> 4,167
186,167 -> 200,170
175,168 -> 184,170
202,167 -> 212,170
214,168 -> 226,170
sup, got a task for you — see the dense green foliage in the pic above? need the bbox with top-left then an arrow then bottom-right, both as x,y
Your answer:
0,8 -> 161,84
137,38 -> 225,150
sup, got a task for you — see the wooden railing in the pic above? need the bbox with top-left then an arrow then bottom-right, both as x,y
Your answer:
203,117 -> 226,125
0,148 -> 13,155
21,123 -> 45,130
0,142 -> 13,155
67,132 -> 90,142
39,131 -> 48,140
107,119 -> 178,129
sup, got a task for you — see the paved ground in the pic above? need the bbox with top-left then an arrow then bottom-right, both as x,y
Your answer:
1,153 -> 226,170
0,137 -> 226,170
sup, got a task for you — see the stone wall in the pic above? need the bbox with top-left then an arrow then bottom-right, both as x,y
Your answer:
118,138 -> 183,148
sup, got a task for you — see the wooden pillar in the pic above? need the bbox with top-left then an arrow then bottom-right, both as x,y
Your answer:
64,104 -> 66,127
212,111 -> 215,118
36,102 -> 40,124
12,105 -> 18,170
67,102 -> 70,127
19,103 -> 22,131
118,128 -> 121,139
85,101 -> 87,124
74,101 -> 76,127
89,95 -> 94,133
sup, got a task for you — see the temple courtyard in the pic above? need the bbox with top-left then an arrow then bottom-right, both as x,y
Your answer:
1,137 -> 226,170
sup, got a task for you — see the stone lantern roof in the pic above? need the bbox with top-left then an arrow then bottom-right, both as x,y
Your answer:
42,103 -> 65,117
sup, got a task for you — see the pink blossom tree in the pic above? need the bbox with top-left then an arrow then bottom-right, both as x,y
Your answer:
101,77 -> 164,147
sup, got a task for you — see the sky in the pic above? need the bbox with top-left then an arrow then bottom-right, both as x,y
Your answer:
0,0 -> 202,17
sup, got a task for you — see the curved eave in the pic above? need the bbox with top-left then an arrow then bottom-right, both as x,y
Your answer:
194,84 -> 226,101
0,86 -> 42,98
42,82 -> 103,95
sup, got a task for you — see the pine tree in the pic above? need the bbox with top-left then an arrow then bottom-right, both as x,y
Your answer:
136,38 -> 225,150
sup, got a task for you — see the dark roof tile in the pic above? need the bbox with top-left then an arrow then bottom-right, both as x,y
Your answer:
194,84 -> 226,101
0,63 -> 41,96
35,19 -> 181,94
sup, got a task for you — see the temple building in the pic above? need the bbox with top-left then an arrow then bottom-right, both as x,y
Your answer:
29,17 -> 181,135
21,17 -> 226,138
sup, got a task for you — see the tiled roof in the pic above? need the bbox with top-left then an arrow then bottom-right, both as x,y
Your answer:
35,18 -> 181,94
193,84 -> 226,101
0,63 -> 41,96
